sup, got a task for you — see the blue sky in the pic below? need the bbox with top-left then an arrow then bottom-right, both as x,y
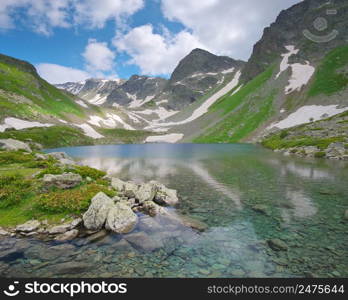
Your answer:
0,0 -> 300,83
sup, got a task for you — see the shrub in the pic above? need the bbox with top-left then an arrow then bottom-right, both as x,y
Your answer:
314,151 -> 326,158
71,165 -> 106,180
0,174 -> 33,208
0,151 -> 33,165
36,183 -> 116,213
279,130 -> 289,139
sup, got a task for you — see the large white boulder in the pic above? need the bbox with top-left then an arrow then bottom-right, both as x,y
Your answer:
105,201 -> 138,234
83,192 -> 114,231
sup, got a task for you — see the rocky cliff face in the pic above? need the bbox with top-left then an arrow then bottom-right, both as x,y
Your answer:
242,0 -> 348,82
162,49 -> 245,110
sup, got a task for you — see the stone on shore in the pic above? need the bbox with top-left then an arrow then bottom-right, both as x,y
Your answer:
0,138 -> 32,152
43,173 -> 82,189
16,220 -> 40,233
83,192 -> 114,231
46,152 -> 76,166
55,229 -> 79,241
111,178 -> 126,192
123,182 -> 139,198
105,202 -> 138,234
48,224 -> 71,235
135,183 -> 156,203
150,181 -> 179,206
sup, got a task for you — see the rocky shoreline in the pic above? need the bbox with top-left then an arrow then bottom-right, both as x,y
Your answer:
273,142 -> 348,160
0,138 -> 207,243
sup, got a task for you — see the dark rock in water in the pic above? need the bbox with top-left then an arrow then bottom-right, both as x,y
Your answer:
267,239 -> 288,251
125,232 -> 163,252
344,210 -> 348,220
252,204 -> 269,215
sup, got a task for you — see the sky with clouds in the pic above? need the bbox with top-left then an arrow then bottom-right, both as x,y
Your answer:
0,0 -> 301,84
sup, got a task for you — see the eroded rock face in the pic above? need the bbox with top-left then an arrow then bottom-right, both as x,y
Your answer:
105,202 -> 138,234
0,139 -> 31,152
83,192 -> 114,231
16,220 -> 40,233
43,173 -> 82,189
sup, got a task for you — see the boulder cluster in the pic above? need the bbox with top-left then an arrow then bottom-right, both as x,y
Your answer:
82,178 -> 179,234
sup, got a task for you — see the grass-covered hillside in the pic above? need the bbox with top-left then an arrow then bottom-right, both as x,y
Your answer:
0,53 -> 160,147
0,149 -> 116,227
185,45 -> 348,144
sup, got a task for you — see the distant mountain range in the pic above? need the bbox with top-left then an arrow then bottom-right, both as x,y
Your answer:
1,0 -> 347,151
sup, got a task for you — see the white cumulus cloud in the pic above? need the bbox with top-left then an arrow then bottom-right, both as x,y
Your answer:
74,0 -> 144,29
0,0 -> 71,35
83,39 -> 116,72
36,63 -> 91,84
160,0 -> 301,60
114,24 -> 206,75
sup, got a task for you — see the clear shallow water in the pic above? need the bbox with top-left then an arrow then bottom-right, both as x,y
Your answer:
1,143 -> 347,278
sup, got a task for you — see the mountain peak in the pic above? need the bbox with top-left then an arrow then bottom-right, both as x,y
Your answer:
170,49 -> 244,83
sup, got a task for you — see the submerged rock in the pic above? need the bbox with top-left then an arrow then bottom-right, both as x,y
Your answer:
43,173 -> 82,189
344,210 -> 348,220
16,220 -> 40,233
86,230 -> 108,243
105,202 -> 138,234
0,138 -> 32,152
125,232 -> 163,252
83,192 -> 114,231
267,239 -> 288,251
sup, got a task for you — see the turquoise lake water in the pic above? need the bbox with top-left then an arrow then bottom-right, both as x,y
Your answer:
0,143 -> 347,277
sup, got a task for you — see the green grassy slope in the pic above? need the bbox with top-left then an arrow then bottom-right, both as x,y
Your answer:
308,45 -> 348,97
192,66 -> 275,143
0,56 -> 87,120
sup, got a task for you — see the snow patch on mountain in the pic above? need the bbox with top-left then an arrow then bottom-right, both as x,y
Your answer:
145,133 -> 184,143
0,117 -> 53,132
276,45 -> 299,78
145,70 -> 241,130
268,105 -> 348,130
285,63 -> 315,94
88,114 -> 135,130
76,100 -> 89,108
75,124 -> 104,139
